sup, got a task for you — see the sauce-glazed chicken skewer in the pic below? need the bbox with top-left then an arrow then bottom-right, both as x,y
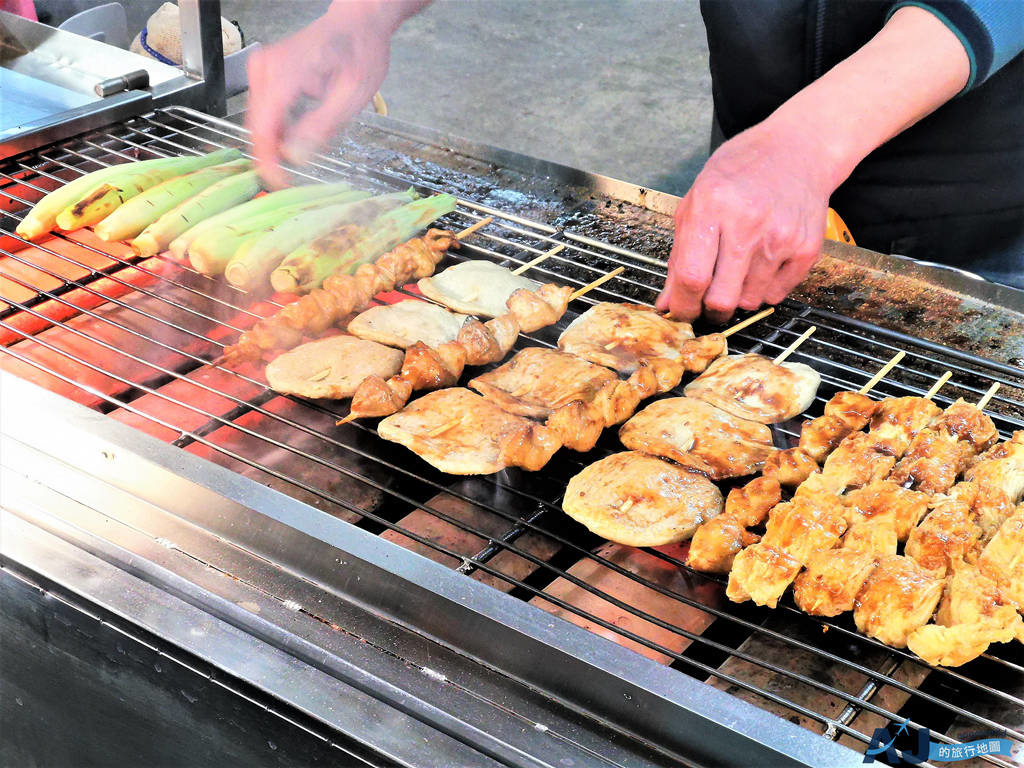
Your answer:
719,372 -> 952,611
223,218 -> 493,365
339,268 -> 623,424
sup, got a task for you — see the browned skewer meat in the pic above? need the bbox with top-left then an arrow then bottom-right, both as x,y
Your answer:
225,229 -> 460,365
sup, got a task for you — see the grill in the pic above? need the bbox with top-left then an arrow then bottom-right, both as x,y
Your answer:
1,106 -> 1022,768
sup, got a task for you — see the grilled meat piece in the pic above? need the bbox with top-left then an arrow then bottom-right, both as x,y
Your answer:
824,391 -> 879,430
687,478 -> 781,573
469,347 -> 617,420
346,374 -> 412,419
506,283 -> 573,333
798,415 -> 850,463
377,388 -> 561,474
544,400 -> 606,453
889,429 -> 974,494
842,480 -> 930,541
557,303 -> 694,376
347,300 -> 468,348
563,451 -> 724,547
854,555 -> 944,648
227,229 -> 455,363
867,396 -> 943,456
793,549 -> 877,617
796,431 -> 898,498
619,397 -> 776,480
842,517 -> 898,557
726,545 -> 803,608
906,483 -> 983,577
684,353 -> 820,424
679,333 -> 728,373
418,260 -> 538,317
935,398 -> 999,453
979,504 -> 1024,610
762,447 -> 818,487
265,336 -> 403,399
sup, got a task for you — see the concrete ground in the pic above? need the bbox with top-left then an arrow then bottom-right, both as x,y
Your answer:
218,0 -> 713,195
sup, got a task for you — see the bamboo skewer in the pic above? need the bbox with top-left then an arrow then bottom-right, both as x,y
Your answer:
512,244 -> 565,275
455,217 -> 493,240
569,267 -> 625,302
975,381 -> 1000,410
773,326 -> 816,365
924,371 -> 953,400
857,351 -> 906,395
722,307 -> 775,338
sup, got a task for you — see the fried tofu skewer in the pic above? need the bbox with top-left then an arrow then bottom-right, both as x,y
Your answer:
224,219 -> 492,365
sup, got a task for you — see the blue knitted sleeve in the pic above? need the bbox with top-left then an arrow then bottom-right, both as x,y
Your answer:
887,0 -> 1024,90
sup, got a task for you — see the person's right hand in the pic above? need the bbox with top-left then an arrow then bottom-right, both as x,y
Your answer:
246,2 -> 405,188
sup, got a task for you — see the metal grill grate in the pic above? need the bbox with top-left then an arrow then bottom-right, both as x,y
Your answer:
1,107 -> 1022,766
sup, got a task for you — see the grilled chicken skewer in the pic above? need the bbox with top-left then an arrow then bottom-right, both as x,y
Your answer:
224,219 -> 492,365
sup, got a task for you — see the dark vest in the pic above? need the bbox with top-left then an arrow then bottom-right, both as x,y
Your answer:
700,0 -> 1024,284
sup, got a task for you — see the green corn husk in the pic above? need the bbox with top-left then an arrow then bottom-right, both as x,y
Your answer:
223,189 -> 417,291
270,194 -> 457,294
130,170 -> 263,257
168,181 -> 360,262
93,158 -> 251,242
46,148 -> 242,234
187,190 -> 371,276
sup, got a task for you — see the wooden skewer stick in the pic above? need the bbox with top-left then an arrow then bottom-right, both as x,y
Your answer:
857,350 -> 906,395
924,371 -> 953,400
336,412 -> 358,425
456,217 -> 493,240
620,499 -> 634,513
569,266 -> 626,302
975,381 -> 1000,410
512,244 -> 565,275
722,307 -> 775,338
773,326 -> 816,365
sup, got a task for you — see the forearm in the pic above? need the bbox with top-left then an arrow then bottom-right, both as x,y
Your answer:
762,6 -> 970,195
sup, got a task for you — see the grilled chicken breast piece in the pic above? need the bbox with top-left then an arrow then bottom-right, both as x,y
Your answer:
726,545 -> 803,608
619,397 -> 776,480
854,555 -> 943,648
378,388 -> 561,474
418,261 -> 539,318
979,504 -> 1024,610
347,300 -> 468,349
266,336 -> 403,399
867,396 -> 943,456
906,483 -> 983,577
469,347 -> 617,420
563,451 -> 723,547
796,432 -> 899,498
842,480 -> 930,541
762,447 -> 818,487
683,353 -> 820,424
687,477 -> 781,573
557,303 -> 694,376
793,549 -> 877,617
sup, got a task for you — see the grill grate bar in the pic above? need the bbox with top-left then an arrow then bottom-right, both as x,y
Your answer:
3,108 -> 1022,759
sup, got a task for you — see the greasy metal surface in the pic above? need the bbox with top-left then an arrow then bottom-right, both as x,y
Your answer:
0,107 -> 1021,768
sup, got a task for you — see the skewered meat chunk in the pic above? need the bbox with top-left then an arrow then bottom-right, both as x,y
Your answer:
227,229 -> 456,363
889,429 -> 973,494
545,400 -> 606,453
377,388 -> 561,474
867,396 -> 942,455
762,447 -> 819,487
841,480 -> 929,541
684,353 -> 820,424
265,336 -> 403,399
563,451 -> 724,547
906,567 -> 1024,667
853,555 -> 943,648
978,504 -> 1024,610
506,283 -> 573,333
557,303 -> 694,375
906,483 -> 982,577
619,397 -> 776,480
679,333 -> 728,373
842,518 -> 898,557
798,415 -> 849,463
760,497 -> 848,564
347,300 -> 468,348
418,261 -> 538,317
934,398 -> 999,453
469,348 -> 617,420
346,375 -> 413,418
793,549 -> 877,617
965,434 -> 1024,502
726,545 -> 803,608
687,478 -> 781,573
401,341 -> 464,389
796,432 -> 898,498
823,391 -> 878,430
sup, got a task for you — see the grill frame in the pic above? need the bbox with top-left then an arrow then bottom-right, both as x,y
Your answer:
1,106 -> 1022,768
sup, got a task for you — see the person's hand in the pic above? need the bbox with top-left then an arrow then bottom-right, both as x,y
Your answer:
246,2 -> 404,188
656,121 -> 834,323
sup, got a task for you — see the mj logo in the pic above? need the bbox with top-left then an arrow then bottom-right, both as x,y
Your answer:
863,719 -> 1014,765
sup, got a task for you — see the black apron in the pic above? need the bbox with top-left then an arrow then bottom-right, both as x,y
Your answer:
700,0 -> 1024,287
